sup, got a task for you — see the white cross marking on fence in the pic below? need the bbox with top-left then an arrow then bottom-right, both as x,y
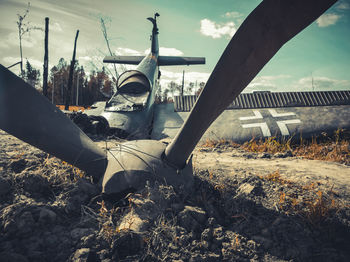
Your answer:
239,110 -> 263,120
241,122 -> 271,137
239,109 -> 301,137
268,109 -> 296,117
276,119 -> 301,136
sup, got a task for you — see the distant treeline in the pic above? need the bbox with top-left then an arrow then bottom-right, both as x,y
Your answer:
23,58 -> 114,107
23,58 -> 206,106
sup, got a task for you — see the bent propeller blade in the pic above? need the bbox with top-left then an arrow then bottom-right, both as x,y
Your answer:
165,0 -> 338,168
0,65 -> 107,180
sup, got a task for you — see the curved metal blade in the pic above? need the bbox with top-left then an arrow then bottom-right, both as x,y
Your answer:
165,0 -> 337,168
0,65 -> 107,179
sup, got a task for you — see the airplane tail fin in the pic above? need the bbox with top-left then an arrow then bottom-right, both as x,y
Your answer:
158,56 -> 205,66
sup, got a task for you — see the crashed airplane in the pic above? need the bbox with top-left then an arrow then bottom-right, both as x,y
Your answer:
0,0 -> 341,198
86,12 -> 350,143
87,13 -> 205,138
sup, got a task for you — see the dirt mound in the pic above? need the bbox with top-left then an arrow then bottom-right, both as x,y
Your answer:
1,130 -> 350,261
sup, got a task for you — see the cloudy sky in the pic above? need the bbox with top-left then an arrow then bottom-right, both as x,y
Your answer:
0,0 -> 349,92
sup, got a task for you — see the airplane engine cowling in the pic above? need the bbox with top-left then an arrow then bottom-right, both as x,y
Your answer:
117,70 -> 150,94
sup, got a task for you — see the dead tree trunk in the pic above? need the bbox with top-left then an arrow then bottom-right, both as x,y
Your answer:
43,17 -> 49,98
65,30 -> 79,110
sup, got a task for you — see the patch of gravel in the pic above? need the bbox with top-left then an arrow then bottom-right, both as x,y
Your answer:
1,130 -> 350,261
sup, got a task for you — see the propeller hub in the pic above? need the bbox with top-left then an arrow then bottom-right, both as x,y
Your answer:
102,140 -> 193,198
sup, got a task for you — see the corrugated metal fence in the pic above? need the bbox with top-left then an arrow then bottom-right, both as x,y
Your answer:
174,91 -> 350,112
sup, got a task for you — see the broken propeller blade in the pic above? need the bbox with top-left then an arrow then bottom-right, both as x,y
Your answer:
0,65 -> 107,180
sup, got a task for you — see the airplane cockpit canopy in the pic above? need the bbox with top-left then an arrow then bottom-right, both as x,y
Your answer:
117,70 -> 150,94
105,70 -> 150,112
105,92 -> 149,112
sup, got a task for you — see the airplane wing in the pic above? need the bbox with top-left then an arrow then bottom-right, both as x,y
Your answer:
103,56 -> 145,65
158,56 -> 205,66
104,55 -> 205,66
152,91 -> 350,142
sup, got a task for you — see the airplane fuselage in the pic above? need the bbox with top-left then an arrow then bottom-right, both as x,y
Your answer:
96,13 -> 205,138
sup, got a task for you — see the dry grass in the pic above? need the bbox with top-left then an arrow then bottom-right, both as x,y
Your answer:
243,136 -> 293,154
38,154 -> 87,184
202,139 -> 240,149
259,169 -> 293,186
97,200 -> 124,242
96,197 -> 137,242
202,129 -> 350,165
260,170 -> 342,227
293,133 -> 350,164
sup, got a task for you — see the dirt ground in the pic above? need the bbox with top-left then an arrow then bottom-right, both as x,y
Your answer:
1,129 -> 350,261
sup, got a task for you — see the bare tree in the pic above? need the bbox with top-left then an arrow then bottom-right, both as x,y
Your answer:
65,30 -> 79,110
100,17 -> 123,81
16,2 -> 42,78
188,82 -> 195,95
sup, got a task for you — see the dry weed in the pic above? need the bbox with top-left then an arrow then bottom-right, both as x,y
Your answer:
232,233 -> 240,251
293,130 -> 350,164
202,139 -> 240,149
204,129 -> 349,165
97,200 -> 120,242
259,170 -> 293,186
261,170 -> 342,227
243,136 -> 293,154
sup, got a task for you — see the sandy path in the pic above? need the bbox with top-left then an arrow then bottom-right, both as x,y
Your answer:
193,147 -> 350,195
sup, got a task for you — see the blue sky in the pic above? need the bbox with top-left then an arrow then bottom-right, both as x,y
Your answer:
0,0 -> 349,93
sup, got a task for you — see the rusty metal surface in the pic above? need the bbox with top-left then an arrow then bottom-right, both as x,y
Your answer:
174,91 -> 350,112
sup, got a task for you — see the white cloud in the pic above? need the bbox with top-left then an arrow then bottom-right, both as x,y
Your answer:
246,75 -> 291,92
245,75 -> 350,93
223,11 -> 245,26
3,56 -> 21,66
3,57 -> 21,75
336,1 -> 350,10
114,46 -> 184,57
159,47 -> 183,56
144,47 -> 184,56
185,71 -> 210,83
316,13 -> 341,27
295,76 -> 349,90
200,18 -> 236,39
159,69 -> 209,93
78,56 -> 92,62
3,28 -> 43,49
115,47 -> 141,56
0,42 -> 9,49
26,58 -> 43,69
223,11 -> 243,18
3,56 -> 43,75
51,22 -> 63,32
